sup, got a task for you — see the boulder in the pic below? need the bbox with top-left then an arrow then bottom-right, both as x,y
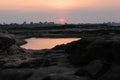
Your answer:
98,65 -> 120,80
0,37 -> 15,49
0,33 -> 16,50
87,38 -> 120,64
7,45 -> 25,55
75,60 -> 112,79
65,37 -> 120,66
75,69 -> 91,77
65,38 -> 94,65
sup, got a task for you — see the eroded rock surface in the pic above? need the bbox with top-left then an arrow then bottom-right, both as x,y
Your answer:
1,32 -> 120,80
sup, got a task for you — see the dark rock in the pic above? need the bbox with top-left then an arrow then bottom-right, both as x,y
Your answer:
0,60 -> 6,68
98,65 -> 120,80
84,60 -> 104,75
84,60 -> 110,79
52,44 -> 66,50
75,60 -> 111,79
75,69 -> 91,77
0,69 -> 32,80
7,45 -> 25,55
111,41 -> 120,64
0,33 -> 16,52
65,37 -> 120,66
65,37 -> 120,80
86,39 -> 113,62
43,75 -> 75,80
42,76 -> 52,80
65,38 -> 94,66
0,37 -> 16,50
87,39 -> 120,64
19,58 -> 50,68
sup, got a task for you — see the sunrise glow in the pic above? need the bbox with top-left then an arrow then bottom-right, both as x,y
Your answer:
1,0 -> 120,11
0,0 -> 83,11
59,18 -> 65,24
0,0 -> 120,23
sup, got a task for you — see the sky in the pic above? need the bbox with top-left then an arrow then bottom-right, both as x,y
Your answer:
0,0 -> 120,24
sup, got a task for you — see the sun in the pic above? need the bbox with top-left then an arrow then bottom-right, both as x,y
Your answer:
59,18 -> 65,24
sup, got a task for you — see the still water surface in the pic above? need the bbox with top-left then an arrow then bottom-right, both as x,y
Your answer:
21,38 -> 80,50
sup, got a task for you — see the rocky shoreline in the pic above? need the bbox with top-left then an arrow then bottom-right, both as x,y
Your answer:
1,29 -> 120,80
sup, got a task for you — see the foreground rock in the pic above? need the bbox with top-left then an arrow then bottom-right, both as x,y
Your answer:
0,69 -> 33,80
65,37 -> 120,65
65,36 -> 120,80
0,33 -> 15,51
0,32 -> 15,67
1,31 -> 120,80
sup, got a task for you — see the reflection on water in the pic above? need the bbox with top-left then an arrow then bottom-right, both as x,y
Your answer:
21,38 -> 80,50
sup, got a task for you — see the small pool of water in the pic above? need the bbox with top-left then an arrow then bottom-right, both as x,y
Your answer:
21,38 -> 80,50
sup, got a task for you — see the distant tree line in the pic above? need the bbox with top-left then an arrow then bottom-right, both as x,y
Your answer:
0,21 -> 61,29
0,21 -> 120,30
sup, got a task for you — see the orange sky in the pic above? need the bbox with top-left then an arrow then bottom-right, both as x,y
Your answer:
0,0 -> 120,23
0,0 -> 120,11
